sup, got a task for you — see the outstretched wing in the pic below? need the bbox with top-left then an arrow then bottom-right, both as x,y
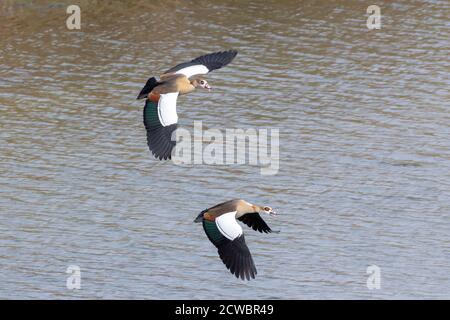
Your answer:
238,213 -> 274,233
143,92 -> 179,160
202,212 -> 257,280
163,50 -> 238,79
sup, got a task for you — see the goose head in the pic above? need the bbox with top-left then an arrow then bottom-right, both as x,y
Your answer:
191,78 -> 211,91
258,205 -> 277,217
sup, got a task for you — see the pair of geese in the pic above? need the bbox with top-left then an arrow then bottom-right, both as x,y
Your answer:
137,51 -> 278,280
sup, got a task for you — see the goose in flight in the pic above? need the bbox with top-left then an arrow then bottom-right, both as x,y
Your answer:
194,199 -> 278,280
137,50 -> 238,160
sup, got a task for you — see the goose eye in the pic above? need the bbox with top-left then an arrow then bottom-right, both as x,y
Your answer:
264,207 -> 270,211
200,80 -> 205,85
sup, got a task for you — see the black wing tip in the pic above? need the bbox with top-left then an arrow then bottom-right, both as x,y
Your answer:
230,262 -> 257,281
215,49 -> 238,62
218,235 -> 257,281
220,49 -> 238,57
192,50 -> 238,72
200,49 -> 238,58
147,137 -> 175,161
149,142 -> 174,160
223,259 -> 256,281
230,49 -> 238,57
164,50 -> 238,74
152,152 -> 171,161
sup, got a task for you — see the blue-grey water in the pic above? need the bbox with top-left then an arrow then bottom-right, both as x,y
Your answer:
0,0 -> 449,299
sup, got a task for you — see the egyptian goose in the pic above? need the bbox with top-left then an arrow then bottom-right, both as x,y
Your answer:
136,50 -> 238,160
194,199 -> 278,280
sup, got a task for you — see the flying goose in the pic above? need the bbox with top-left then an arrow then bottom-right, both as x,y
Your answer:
137,50 -> 238,160
194,199 -> 278,280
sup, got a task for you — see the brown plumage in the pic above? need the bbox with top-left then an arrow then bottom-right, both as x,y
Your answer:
137,50 -> 238,160
199,199 -> 277,233
194,199 -> 278,280
137,50 -> 237,101
202,199 -> 263,219
150,74 -> 199,95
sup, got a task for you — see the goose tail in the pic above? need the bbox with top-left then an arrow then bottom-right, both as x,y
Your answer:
137,76 -> 158,100
194,210 -> 207,223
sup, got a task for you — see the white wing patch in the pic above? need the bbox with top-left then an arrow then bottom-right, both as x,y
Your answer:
175,65 -> 209,78
215,211 -> 243,241
157,92 -> 179,126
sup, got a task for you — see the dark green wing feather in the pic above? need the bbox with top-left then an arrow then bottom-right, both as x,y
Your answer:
143,99 -> 177,160
202,219 -> 230,248
202,219 -> 257,280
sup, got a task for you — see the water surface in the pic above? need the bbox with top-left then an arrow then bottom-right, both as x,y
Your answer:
0,0 -> 449,299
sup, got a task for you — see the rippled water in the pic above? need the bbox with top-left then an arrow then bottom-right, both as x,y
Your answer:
0,0 -> 449,299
